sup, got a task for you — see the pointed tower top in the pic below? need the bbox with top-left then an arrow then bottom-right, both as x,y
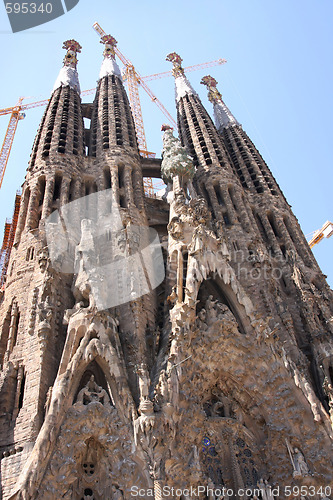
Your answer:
62,39 -> 82,66
166,52 -> 198,102
52,39 -> 81,93
99,34 -> 122,80
200,75 -> 239,130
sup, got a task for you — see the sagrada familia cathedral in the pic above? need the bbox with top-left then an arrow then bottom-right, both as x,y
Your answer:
0,36 -> 332,500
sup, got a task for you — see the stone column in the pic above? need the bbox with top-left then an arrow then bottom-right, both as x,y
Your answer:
70,178 -> 83,234
132,167 -> 145,211
154,480 -> 164,500
111,166 -> 120,205
258,211 -> 282,257
275,217 -> 296,255
124,165 -> 134,207
176,249 -> 183,303
220,184 -> 237,224
205,184 -> 221,220
232,188 -> 252,231
60,176 -> 71,207
14,187 -> 30,245
26,184 -> 40,229
41,178 -> 55,220
4,303 -> 19,362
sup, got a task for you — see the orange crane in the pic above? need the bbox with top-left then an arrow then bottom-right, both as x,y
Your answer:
308,221 -> 333,248
0,191 -> 21,289
0,99 -> 26,190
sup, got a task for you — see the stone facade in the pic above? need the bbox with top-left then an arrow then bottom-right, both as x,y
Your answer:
0,41 -> 332,500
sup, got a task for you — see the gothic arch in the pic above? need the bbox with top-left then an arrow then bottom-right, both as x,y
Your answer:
64,352 -> 126,416
196,274 -> 252,335
73,359 -> 113,405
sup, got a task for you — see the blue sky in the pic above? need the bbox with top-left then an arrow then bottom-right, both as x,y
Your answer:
0,0 -> 332,285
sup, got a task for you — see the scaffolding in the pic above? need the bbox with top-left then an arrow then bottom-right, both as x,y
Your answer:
0,191 -> 21,289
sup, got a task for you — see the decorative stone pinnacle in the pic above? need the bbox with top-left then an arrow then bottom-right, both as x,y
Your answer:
200,75 -> 222,103
100,34 -> 117,59
161,124 -> 173,132
161,127 -> 195,183
62,39 -> 82,67
166,52 -> 184,77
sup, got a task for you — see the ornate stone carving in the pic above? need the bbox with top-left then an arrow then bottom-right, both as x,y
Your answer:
77,375 -> 112,408
37,247 -> 50,273
167,218 -> 184,240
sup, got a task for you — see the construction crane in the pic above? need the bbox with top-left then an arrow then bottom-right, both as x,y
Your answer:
0,99 -> 26,190
308,221 -> 333,248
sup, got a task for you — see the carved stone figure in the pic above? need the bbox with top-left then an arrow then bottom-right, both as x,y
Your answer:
323,376 -> 333,409
77,376 -> 111,408
37,247 -> 49,273
167,218 -> 184,240
292,447 -> 309,477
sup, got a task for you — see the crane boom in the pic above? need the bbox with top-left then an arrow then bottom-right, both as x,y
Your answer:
308,221 -> 333,248
142,58 -> 227,82
0,100 -> 25,190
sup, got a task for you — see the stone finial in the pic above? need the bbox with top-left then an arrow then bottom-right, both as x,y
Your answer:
200,75 -> 222,103
166,53 -> 198,102
201,74 -> 240,130
166,52 -> 184,77
62,39 -> 82,67
100,34 -> 117,59
53,39 -> 81,92
161,127 -> 195,183
161,124 -> 173,132
99,34 -> 121,79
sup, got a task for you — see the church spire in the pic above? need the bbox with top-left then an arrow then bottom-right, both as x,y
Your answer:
166,52 -> 198,102
52,39 -> 81,94
88,34 -> 138,156
200,75 -> 239,130
99,34 -> 122,80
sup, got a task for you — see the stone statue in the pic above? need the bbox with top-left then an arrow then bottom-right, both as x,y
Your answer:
77,375 -> 111,408
323,376 -> 333,408
257,478 -> 274,500
137,363 -> 150,402
293,447 -> 309,477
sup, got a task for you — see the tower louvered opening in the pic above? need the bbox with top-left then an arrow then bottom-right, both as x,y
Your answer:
41,88 -> 62,158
